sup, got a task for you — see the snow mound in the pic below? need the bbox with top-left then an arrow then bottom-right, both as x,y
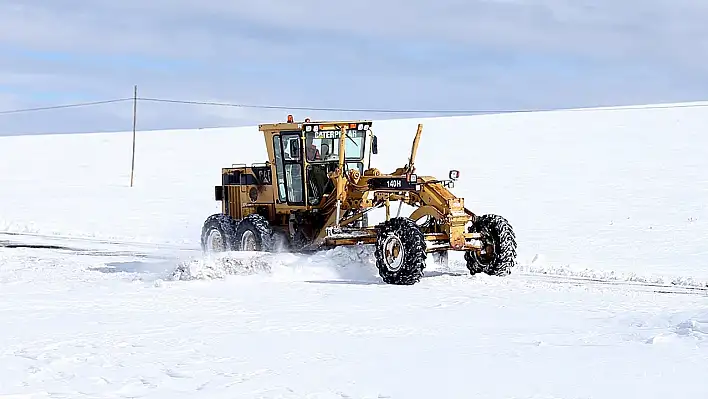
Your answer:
674,313 -> 708,339
170,251 -> 274,280
647,309 -> 708,344
170,244 -> 380,283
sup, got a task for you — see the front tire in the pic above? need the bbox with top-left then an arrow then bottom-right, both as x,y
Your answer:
201,213 -> 239,253
374,217 -> 427,285
233,213 -> 275,252
464,214 -> 517,276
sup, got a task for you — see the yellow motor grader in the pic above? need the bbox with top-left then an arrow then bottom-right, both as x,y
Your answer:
200,116 -> 517,285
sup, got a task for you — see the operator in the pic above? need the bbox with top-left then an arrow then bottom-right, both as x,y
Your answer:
305,135 -> 321,161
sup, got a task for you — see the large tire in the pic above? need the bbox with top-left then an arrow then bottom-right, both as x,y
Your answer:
233,213 -> 276,252
374,217 -> 427,285
464,214 -> 517,276
201,213 -> 239,253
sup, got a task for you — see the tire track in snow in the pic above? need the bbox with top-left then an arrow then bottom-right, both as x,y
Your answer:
2,231 -> 707,297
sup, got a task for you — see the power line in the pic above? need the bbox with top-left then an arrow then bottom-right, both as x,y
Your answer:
2,94 -> 708,117
0,98 -> 132,115
122,96 -> 708,114
135,96 -> 499,114
0,96 -> 509,116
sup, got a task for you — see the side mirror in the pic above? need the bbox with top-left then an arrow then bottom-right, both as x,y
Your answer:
290,139 -> 300,159
372,135 -> 378,154
449,170 -> 460,180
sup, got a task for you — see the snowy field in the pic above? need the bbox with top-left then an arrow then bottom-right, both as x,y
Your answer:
1,102 -> 708,398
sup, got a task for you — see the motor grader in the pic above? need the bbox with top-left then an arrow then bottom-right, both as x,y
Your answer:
200,116 -> 517,285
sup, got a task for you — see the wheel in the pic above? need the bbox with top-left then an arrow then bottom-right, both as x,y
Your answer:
201,213 -> 239,253
374,217 -> 427,285
464,214 -> 517,276
233,213 -> 275,252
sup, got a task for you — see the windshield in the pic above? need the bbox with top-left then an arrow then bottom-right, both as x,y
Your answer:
304,129 -> 365,162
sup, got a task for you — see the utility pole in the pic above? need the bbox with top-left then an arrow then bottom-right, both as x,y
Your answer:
130,85 -> 137,187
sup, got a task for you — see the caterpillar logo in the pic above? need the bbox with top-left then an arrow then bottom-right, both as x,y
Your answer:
313,130 -> 365,139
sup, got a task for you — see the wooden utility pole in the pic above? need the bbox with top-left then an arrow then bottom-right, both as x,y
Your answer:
130,85 -> 137,187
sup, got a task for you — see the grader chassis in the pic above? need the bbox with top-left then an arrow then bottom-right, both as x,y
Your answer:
201,116 -> 517,285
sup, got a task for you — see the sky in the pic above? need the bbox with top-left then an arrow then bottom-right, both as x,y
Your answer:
1,0 -> 708,135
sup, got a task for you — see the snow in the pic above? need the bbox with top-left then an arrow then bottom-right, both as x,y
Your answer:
1,102 -> 708,397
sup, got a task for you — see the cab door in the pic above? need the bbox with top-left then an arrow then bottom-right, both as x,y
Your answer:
272,132 -> 305,206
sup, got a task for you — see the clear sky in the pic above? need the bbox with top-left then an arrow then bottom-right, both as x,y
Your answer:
2,0 -> 707,135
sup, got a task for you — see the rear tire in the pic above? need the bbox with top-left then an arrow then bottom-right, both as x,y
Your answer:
374,217 -> 426,285
233,213 -> 275,252
464,214 -> 517,276
201,213 -> 239,253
